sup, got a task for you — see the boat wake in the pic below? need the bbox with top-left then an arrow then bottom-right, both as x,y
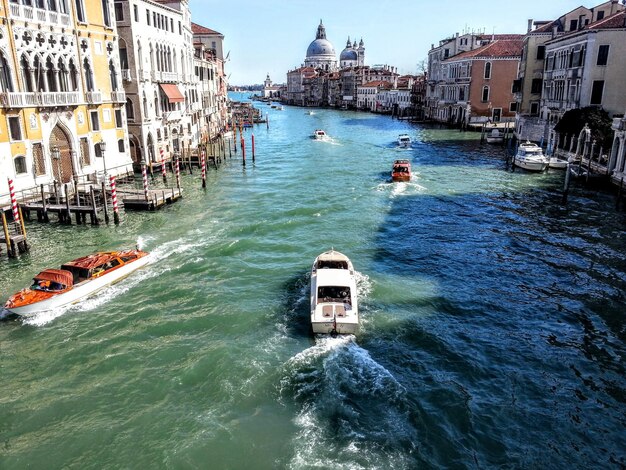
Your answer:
376,178 -> 427,197
279,337 -> 416,468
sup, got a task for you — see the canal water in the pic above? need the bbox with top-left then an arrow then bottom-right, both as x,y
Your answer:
1,93 -> 625,469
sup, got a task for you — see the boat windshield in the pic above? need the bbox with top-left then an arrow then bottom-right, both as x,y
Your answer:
317,286 -> 351,304
317,260 -> 348,270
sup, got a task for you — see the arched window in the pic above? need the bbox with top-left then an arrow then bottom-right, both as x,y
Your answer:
0,53 -> 14,93
154,91 -> 159,118
20,55 -> 33,92
45,56 -> 57,92
14,155 -> 27,174
125,98 -> 134,121
137,41 -> 143,69
34,56 -> 45,92
143,92 -> 148,114
58,58 -> 68,92
484,62 -> 492,79
149,44 -> 154,71
109,60 -> 118,91
482,86 -> 489,102
68,59 -> 78,91
84,58 -> 94,91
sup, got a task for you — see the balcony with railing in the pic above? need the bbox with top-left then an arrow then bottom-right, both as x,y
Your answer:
9,3 -> 70,26
0,91 -> 80,108
122,70 -> 132,82
110,91 -> 126,103
613,117 -> 626,131
85,91 -> 103,104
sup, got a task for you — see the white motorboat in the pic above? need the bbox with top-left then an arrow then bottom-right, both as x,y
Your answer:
310,250 -> 359,335
486,128 -> 504,144
548,156 -> 569,169
397,134 -> 412,147
4,249 -> 150,315
513,141 -> 549,172
313,129 -> 328,140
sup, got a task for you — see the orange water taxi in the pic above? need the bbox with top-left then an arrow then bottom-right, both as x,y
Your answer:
391,159 -> 411,182
4,249 -> 149,315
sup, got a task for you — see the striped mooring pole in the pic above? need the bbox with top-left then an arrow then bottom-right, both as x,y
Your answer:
241,136 -> 246,167
8,178 -> 19,223
175,157 -> 181,190
142,164 -> 149,201
161,157 -> 167,183
201,151 -> 206,189
252,134 -> 255,162
109,175 -> 120,225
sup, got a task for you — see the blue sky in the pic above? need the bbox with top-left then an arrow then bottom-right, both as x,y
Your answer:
190,0 -> 600,85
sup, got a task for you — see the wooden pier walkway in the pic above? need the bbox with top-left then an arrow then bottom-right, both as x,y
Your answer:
118,187 -> 183,211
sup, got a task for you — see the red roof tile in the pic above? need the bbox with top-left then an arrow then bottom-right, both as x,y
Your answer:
586,11 -> 626,29
191,22 -> 222,36
447,37 -> 523,60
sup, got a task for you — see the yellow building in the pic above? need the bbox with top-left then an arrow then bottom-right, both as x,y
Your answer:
0,0 -> 132,205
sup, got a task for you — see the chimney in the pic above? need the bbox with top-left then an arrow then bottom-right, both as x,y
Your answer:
527,19 -> 533,33
552,25 -> 558,39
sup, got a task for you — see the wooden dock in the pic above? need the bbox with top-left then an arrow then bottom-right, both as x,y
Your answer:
118,187 -> 183,211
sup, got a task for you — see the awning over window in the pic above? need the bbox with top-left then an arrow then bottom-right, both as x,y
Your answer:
160,84 -> 185,103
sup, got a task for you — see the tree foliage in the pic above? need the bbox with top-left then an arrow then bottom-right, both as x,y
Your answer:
554,107 -> 613,149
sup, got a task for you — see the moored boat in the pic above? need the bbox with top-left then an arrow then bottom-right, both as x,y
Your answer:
392,159 -> 411,182
486,128 -> 504,144
4,249 -> 150,315
397,134 -> 411,148
513,141 -> 549,172
313,129 -> 328,140
310,250 -> 359,335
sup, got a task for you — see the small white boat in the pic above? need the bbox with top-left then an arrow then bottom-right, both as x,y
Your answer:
397,134 -> 411,148
548,156 -> 569,169
278,106 -> 284,111
306,111 -> 315,115
486,128 -> 504,144
313,129 -> 328,140
4,249 -> 150,315
310,250 -> 359,335
513,141 -> 549,172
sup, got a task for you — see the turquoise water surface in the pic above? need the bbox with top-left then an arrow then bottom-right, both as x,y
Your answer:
1,93 -> 625,469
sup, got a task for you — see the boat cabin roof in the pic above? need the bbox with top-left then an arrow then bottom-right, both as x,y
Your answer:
394,159 -> 410,165
316,269 -> 352,287
33,269 -> 74,287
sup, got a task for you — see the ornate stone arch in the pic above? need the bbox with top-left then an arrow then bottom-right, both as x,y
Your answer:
49,122 -> 76,183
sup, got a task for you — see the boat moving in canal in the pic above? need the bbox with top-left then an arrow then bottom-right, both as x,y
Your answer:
392,159 -> 411,182
313,129 -> 328,140
513,141 -> 549,172
4,249 -> 150,315
310,250 -> 359,335
397,134 -> 412,148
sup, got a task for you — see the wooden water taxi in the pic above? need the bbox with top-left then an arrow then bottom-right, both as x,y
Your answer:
4,249 -> 150,315
310,250 -> 359,335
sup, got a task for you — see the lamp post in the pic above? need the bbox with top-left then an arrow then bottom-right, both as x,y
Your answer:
99,139 -> 108,178
51,146 -> 61,182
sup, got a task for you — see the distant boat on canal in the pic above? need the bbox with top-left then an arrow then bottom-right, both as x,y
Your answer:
513,141 -> 549,172
4,249 -> 150,315
397,134 -> 412,148
391,159 -> 411,182
313,129 -> 328,140
310,250 -> 359,335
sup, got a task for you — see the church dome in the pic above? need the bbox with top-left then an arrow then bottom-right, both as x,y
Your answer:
340,48 -> 357,61
307,38 -> 336,58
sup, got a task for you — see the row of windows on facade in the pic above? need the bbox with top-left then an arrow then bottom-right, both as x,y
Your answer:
6,109 -> 124,144
0,53 -> 121,93
12,137 -> 126,176
10,0 -> 113,28
545,44 -> 610,70
114,1 -> 184,36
